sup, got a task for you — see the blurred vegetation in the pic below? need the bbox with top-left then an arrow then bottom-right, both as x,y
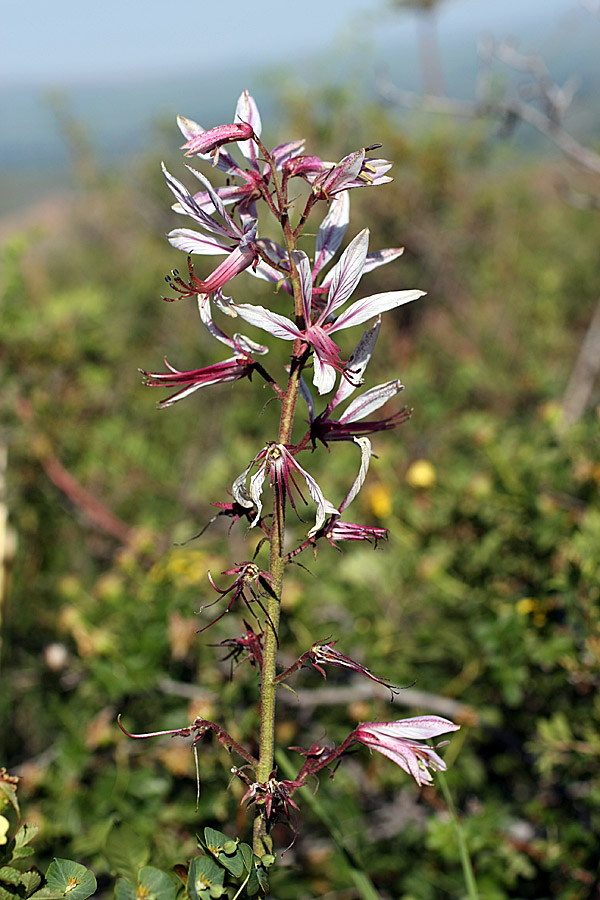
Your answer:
1,80 -> 599,900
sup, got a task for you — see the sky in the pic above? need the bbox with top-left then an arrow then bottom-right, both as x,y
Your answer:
2,0 -> 586,87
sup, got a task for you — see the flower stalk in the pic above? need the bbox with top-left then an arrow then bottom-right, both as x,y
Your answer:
130,89 -> 460,869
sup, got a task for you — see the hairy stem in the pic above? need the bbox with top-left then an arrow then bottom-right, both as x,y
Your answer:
253,163 -> 308,851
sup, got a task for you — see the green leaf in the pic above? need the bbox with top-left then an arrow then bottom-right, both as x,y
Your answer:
201,830 -> 229,856
104,825 -> 150,884
12,825 -> 39,860
136,867 -> 177,900
237,848 -> 261,898
187,857 -> 224,900
0,868 -> 22,886
0,885 -> 18,900
238,846 -> 253,877
45,859 -> 96,900
213,850 -> 243,880
29,888 -> 67,900
20,871 -> 42,896
255,865 -> 269,895
200,830 -> 242,878
114,879 -> 135,900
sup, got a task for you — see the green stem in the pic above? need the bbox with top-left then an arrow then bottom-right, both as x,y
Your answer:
437,771 -> 479,900
252,155 -> 307,854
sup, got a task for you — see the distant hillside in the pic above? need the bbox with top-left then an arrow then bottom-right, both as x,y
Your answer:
2,14 -> 599,216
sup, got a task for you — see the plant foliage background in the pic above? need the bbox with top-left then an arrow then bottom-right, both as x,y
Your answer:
1,80 -> 599,899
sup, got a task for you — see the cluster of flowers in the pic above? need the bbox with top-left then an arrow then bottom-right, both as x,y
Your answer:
134,90 -> 459,832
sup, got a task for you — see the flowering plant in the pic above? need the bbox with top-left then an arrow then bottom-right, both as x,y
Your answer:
128,90 -> 459,890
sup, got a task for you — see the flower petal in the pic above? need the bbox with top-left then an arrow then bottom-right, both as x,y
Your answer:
329,290 -> 426,333
314,192 -> 350,277
341,380 -> 404,423
229,303 -> 303,342
321,228 -> 369,320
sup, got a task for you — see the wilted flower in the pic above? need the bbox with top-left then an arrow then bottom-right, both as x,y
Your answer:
354,716 -> 460,786
202,563 -> 275,631
276,640 -> 400,697
217,621 -> 264,672
141,353 -> 258,407
232,443 -> 338,535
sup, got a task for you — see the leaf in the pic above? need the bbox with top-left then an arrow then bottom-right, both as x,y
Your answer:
200,831 -> 242,878
12,825 -> 39,860
136,868 -> 177,900
45,859 -> 97,900
0,867 -> 22,886
113,878 -> 135,900
201,830 -> 229,855
104,825 -> 150,884
237,847 -> 261,897
20,871 -> 42,896
29,888 -> 68,900
213,849 -> 243,880
0,885 -> 18,900
187,857 -> 224,900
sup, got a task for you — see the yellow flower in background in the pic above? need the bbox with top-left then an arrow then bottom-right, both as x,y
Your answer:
406,459 -> 436,489
516,598 -> 536,616
0,815 -> 9,846
365,483 -> 393,518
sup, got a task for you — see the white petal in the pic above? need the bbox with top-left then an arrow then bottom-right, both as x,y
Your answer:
312,355 -> 337,396
341,380 -> 404,423
321,228 -> 369,320
314,192 -> 350,275
331,318 -> 381,408
329,290 -> 425,333
167,229 -> 230,255
230,303 -> 302,342
339,437 -> 372,512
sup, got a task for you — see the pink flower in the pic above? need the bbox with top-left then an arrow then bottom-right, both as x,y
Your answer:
282,146 -> 393,199
162,164 -> 260,296
175,91 -> 304,218
354,716 -> 460,786
230,229 -> 424,394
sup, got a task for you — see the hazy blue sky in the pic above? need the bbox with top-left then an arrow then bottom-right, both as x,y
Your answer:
3,0 -> 585,86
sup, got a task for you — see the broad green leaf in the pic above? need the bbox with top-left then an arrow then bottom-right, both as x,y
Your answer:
45,859 -> 96,900
104,825 -> 150,884
114,878 -> 135,900
238,847 -> 261,897
202,830 -> 229,855
137,867 -> 177,900
238,846 -> 253,876
201,829 -> 242,878
255,866 -> 269,894
213,850 -> 243,879
187,857 -> 224,900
